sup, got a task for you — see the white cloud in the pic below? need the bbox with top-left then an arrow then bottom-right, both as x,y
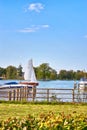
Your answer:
18,24 -> 50,33
41,24 -> 50,28
18,28 -> 37,33
28,3 -> 44,12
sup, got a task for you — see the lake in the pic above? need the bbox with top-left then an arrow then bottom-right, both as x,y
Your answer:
38,80 -> 77,89
0,80 -> 78,89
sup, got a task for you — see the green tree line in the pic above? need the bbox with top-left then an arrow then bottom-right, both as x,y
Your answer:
0,65 -> 23,79
0,63 -> 87,80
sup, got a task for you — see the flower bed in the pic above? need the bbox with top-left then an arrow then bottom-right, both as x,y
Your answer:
0,112 -> 87,130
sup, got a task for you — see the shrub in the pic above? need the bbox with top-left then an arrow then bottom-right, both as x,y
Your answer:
0,112 -> 87,130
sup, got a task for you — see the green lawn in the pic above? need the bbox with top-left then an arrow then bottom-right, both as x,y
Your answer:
0,102 -> 87,121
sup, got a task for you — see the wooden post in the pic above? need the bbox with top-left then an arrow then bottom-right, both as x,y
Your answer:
21,87 -> 24,100
23,87 -> 25,99
32,87 -> 34,101
8,91 -> 11,101
26,86 -> 28,99
25,86 -> 28,100
32,86 -> 36,101
25,87 -> 27,100
72,89 -> 75,102
47,89 -> 49,102
20,87 -> 25,101
74,82 -> 77,89
16,89 -> 19,101
19,88 -> 22,101
23,86 -> 27,101
13,90 -> 16,101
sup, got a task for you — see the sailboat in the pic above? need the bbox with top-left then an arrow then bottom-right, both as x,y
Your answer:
20,59 -> 39,86
0,59 -> 38,89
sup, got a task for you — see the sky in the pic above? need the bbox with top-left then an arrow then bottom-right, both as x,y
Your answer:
0,0 -> 87,72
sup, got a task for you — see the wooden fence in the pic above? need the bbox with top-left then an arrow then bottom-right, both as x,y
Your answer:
0,87 -> 87,102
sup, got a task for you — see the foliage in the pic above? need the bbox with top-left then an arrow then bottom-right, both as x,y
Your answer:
36,63 -> 57,80
58,69 -> 86,80
0,63 -> 87,80
0,112 -> 87,130
0,100 -> 87,105
17,64 -> 23,79
6,66 -> 17,79
0,67 -> 6,78
0,114 -> 38,130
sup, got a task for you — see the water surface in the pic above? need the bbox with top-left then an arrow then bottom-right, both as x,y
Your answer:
0,79 -> 78,89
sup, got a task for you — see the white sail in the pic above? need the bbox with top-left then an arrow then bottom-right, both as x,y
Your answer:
24,59 -> 37,82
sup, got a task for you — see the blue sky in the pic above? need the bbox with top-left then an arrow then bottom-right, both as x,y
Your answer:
0,0 -> 87,72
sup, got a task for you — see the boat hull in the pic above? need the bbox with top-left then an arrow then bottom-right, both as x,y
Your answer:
79,81 -> 87,92
20,82 -> 39,86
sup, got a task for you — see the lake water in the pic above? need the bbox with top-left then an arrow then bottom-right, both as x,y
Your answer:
38,80 -> 77,89
0,80 -> 78,89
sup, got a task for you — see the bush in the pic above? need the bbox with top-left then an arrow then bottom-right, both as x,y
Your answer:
0,112 -> 87,130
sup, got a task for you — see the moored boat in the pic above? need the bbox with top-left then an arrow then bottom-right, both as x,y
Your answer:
20,59 -> 39,87
0,59 -> 39,89
78,78 -> 87,92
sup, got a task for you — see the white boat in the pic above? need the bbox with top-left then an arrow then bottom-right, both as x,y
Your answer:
78,78 -> 87,92
20,59 -> 38,86
0,59 -> 38,89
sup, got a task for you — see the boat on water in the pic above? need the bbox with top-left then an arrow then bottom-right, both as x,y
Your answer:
78,78 -> 87,92
0,59 -> 39,89
0,77 -> 4,80
20,59 -> 38,86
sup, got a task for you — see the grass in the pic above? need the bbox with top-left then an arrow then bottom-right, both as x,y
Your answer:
0,101 -> 87,121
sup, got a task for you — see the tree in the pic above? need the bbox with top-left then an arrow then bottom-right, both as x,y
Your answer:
58,70 -> 67,80
6,66 -> 17,79
75,70 -> 85,80
36,63 -> 57,80
49,69 -> 57,80
66,70 -> 74,80
17,64 -> 23,78
0,67 -> 6,78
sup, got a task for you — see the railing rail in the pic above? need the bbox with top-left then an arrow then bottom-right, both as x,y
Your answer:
0,87 -> 87,102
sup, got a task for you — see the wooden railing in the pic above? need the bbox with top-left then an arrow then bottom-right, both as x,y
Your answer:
0,87 -> 87,102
